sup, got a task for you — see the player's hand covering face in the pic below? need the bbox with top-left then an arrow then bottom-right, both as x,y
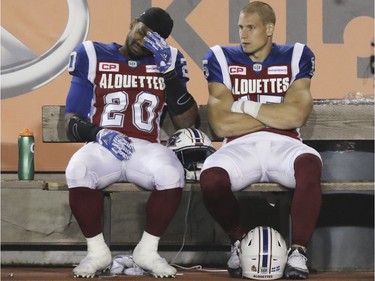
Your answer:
143,31 -> 174,73
126,21 -> 152,58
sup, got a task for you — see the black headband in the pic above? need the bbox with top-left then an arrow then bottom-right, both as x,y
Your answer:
138,7 -> 173,39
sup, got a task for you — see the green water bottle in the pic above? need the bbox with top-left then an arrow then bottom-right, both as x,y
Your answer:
18,129 -> 35,180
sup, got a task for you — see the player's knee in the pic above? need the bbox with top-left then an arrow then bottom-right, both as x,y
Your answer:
294,153 -> 323,192
154,164 -> 184,189
294,153 -> 322,174
66,161 -> 93,188
200,167 -> 231,194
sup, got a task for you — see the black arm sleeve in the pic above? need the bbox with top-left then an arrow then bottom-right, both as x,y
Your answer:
67,116 -> 102,142
163,70 -> 197,116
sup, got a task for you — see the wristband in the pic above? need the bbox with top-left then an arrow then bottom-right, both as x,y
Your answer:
231,100 -> 244,113
242,100 -> 261,118
163,70 -> 197,116
68,116 -> 102,142
163,69 -> 178,81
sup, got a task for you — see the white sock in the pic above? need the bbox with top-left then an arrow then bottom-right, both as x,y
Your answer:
86,233 -> 108,255
138,231 -> 160,252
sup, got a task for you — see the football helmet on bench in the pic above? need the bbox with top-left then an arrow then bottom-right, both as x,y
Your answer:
166,128 -> 216,181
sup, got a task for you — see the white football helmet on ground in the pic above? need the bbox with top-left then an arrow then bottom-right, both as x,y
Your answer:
166,128 -> 216,181
239,226 -> 287,280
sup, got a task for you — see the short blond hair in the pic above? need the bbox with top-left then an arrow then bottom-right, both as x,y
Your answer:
241,1 -> 276,25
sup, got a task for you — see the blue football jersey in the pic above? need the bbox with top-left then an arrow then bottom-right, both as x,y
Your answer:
66,41 -> 189,143
202,42 -> 315,140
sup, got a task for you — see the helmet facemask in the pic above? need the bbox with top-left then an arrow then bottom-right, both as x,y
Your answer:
174,146 -> 216,181
166,128 -> 216,181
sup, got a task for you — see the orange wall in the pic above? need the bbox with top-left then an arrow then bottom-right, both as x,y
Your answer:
1,0 -> 374,172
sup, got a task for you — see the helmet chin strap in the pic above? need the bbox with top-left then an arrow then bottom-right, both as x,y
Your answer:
185,163 -> 203,181
185,169 -> 198,181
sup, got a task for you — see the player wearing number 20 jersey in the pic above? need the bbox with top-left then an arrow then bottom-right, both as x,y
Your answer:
64,7 -> 198,279
203,42 -> 315,141
66,41 -> 188,143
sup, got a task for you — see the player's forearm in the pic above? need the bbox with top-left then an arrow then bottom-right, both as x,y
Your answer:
255,79 -> 313,129
232,98 -> 312,130
65,113 -> 102,142
256,102 -> 310,129
171,103 -> 198,129
164,70 -> 197,117
207,85 -> 264,137
210,110 -> 264,138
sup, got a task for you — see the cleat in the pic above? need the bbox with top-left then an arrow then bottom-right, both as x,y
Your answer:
73,250 -> 112,278
133,243 -> 177,278
227,240 -> 242,277
284,247 -> 309,279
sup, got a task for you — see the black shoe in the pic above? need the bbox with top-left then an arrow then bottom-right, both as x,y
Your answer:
227,240 -> 242,277
284,247 -> 309,279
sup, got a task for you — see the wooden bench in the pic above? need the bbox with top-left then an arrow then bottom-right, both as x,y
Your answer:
3,99 -> 374,246
40,100 -> 374,191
